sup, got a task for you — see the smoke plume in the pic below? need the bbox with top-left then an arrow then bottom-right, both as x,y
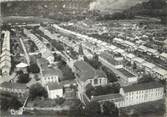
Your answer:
89,0 -> 149,13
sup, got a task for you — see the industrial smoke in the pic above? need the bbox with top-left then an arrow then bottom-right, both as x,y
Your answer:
89,0 -> 149,12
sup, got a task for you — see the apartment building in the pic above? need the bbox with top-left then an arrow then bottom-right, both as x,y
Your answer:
91,82 -> 164,108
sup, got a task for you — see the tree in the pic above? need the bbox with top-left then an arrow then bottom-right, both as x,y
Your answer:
126,61 -> 131,66
60,65 -> 75,81
51,40 -> 64,51
53,53 -> 62,61
84,55 -> 101,69
138,74 -> 154,83
85,101 -> 101,115
10,97 -> 23,110
103,101 -> 119,117
0,94 -> 22,111
17,72 -> 31,84
29,83 -> 48,99
78,44 -> 84,55
133,62 -> 137,70
101,66 -> 117,82
55,97 -> 65,105
27,63 -> 40,73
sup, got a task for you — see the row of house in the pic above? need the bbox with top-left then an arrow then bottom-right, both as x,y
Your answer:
51,24 -> 166,109
99,40 -> 167,80
0,82 -> 28,97
124,53 -> 167,80
23,29 -> 54,64
0,31 -> 11,77
113,38 -> 159,56
99,52 -> 137,85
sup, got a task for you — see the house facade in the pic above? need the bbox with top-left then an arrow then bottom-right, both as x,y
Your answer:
37,58 -> 63,85
46,83 -> 63,99
0,82 -> 28,97
90,82 -> 164,108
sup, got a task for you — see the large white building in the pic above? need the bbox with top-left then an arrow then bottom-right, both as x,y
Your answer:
91,82 -> 164,108
37,58 -> 63,85
46,82 -> 63,99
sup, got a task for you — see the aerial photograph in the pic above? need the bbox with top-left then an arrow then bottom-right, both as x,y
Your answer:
0,0 -> 167,117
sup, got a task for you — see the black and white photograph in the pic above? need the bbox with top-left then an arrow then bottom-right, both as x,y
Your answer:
0,0 -> 167,117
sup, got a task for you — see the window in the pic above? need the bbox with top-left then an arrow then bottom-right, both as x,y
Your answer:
94,79 -> 98,85
99,79 -> 102,84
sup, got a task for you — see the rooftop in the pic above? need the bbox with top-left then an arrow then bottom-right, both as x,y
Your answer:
42,67 -> 63,77
47,82 -> 63,90
74,60 -> 106,82
147,48 -> 158,54
160,52 -> 167,59
113,38 -> 124,43
118,68 -> 135,78
124,40 -> 135,47
38,58 -> 63,77
91,93 -> 123,102
108,45 -> 117,50
125,53 -> 136,59
0,82 -> 27,89
133,57 -> 145,63
138,45 -> 148,51
142,62 -> 156,69
123,82 -> 163,93
153,67 -> 167,76
100,52 -> 121,65
113,48 -> 125,54
16,62 -> 28,68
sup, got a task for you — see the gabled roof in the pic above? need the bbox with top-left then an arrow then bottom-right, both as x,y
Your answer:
113,48 -> 125,54
142,62 -> 156,69
153,67 -> 167,76
147,48 -> 158,54
123,82 -> 163,93
0,82 -> 27,89
38,58 -> 63,78
42,67 -> 63,77
133,57 -> 145,63
138,45 -> 148,51
91,93 -> 123,102
74,60 -> 106,82
125,53 -> 136,59
160,52 -> 167,59
47,82 -> 63,90
16,62 -> 28,68
74,60 -> 95,82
